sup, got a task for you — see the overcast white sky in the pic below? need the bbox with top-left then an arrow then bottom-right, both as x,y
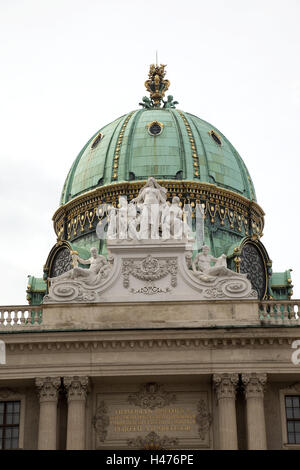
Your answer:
0,0 -> 299,305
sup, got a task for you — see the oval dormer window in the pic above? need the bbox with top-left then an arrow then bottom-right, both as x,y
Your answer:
209,130 -> 222,146
147,121 -> 164,136
91,132 -> 104,149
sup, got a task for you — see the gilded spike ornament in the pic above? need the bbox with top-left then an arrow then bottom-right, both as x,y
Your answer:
139,64 -> 178,109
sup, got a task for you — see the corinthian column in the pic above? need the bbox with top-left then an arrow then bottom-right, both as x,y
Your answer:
35,377 -> 61,450
213,373 -> 239,450
242,373 -> 267,450
64,376 -> 89,450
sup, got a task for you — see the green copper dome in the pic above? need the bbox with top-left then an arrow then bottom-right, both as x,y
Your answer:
60,108 -> 256,205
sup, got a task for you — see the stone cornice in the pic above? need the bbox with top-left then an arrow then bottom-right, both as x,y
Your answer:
2,329 -> 299,353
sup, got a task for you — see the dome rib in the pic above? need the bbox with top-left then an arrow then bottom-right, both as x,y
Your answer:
124,109 -> 143,181
188,114 -> 210,182
169,109 -> 187,178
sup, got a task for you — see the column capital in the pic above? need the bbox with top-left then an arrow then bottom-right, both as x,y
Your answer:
213,373 -> 239,400
64,376 -> 89,402
35,377 -> 61,403
241,373 -> 267,399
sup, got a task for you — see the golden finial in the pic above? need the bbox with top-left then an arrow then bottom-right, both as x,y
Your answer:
144,63 -> 170,107
139,64 -> 178,109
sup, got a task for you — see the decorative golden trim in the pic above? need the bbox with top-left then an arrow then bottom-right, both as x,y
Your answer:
52,180 -> 265,241
112,112 -> 135,181
177,111 -> 200,178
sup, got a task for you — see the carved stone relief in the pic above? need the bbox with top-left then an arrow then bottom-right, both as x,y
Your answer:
92,401 -> 110,443
127,431 -> 179,450
122,256 -> 177,295
128,383 -> 176,410
196,399 -> 212,440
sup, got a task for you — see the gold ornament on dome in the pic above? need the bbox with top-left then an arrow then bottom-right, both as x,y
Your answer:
144,64 -> 170,107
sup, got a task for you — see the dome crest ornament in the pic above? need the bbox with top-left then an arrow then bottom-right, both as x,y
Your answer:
139,64 -> 178,109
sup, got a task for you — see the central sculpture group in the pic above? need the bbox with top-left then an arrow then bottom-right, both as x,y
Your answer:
47,178 -> 245,290
105,177 -> 191,241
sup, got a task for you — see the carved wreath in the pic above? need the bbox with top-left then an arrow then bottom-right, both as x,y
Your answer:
122,255 -> 177,290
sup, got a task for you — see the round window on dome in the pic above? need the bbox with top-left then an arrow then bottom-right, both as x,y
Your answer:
147,121 -> 164,136
91,132 -> 104,149
209,130 -> 222,146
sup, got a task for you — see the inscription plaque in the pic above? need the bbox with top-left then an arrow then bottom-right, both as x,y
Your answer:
93,383 -> 211,449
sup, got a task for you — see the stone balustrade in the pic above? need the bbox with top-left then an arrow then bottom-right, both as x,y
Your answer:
259,300 -> 300,325
0,306 -> 42,328
0,301 -> 300,331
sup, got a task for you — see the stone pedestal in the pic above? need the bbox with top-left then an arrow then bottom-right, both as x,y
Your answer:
44,238 -> 257,304
35,377 -> 60,450
213,373 -> 239,450
64,376 -> 89,450
242,373 -> 267,450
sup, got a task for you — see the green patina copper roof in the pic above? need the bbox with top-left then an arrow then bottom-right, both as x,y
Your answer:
60,108 -> 256,205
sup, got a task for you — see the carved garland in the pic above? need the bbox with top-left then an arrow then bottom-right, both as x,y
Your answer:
122,256 -> 178,295
93,401 -> 110,443
196,399 -> 212,440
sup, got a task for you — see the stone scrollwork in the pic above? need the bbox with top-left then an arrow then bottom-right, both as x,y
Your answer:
196,399 -> 212,440
64,376 -> 89,402
241,373 -> 267,399
93,401 -> 110,443
213,373 -> 239,400
127,431 -> 179,450
128,383 -> 176,410
188,244 -> 257,300
35,377 -> 61,403
44,247 -> 113,303
122,255 -> 177,295
203,279 -> 257,299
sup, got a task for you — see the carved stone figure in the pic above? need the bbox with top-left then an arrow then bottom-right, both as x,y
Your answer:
192,245 -> 245,283
163,95 -> 179,109
107,206 -> 117,240
168,196 -> 183,239
132,177 -> 167,239
127,202 -> 139,240
49,247 -> 110,287
118,197 -> 128,239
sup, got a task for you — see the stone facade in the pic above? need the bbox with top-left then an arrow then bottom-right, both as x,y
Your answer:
0,299 -> 300,449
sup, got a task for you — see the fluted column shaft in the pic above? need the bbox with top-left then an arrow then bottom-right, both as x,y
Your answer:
36,377 -> 60,450
242,373 -> 267,450
213,373 -> 239,450
64,376 -> 89,450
